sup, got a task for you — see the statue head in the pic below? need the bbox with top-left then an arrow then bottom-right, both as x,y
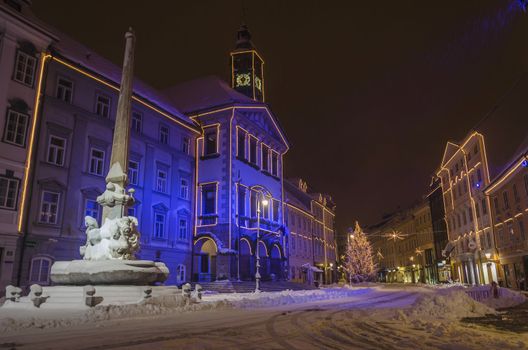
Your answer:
85,216 -> 99,230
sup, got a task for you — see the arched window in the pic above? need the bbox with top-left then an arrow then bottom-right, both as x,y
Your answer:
176,264 -> 186,284
29,256 -> 52,284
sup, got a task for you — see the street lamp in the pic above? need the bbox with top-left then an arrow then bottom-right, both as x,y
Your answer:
255,193 -> 269,293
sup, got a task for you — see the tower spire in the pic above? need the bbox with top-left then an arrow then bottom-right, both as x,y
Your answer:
235,23 -> 253,50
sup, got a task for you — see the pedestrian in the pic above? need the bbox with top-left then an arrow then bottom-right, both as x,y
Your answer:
490,281 -> 499,299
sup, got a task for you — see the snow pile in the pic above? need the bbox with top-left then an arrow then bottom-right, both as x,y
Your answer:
205,287 -> 371,309
475,287 -> 526,309
403,287 -> 496,321
0,295 -> 234,333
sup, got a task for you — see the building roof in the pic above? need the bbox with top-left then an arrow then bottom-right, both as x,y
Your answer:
163,75 -> 261,114
8,2 -> 199,131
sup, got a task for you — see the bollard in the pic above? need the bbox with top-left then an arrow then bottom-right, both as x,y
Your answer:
182,283 -> 192,302
143,287 -> 152,300
5,285 -> 22,302
194,284 -> 203,300
84,285 -> 97,307
29,284 -> 47,307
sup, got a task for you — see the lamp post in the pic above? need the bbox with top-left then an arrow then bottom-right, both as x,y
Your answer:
255,193 -> 268,293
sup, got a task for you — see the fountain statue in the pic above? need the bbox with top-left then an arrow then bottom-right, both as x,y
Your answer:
50,29 -> 169,285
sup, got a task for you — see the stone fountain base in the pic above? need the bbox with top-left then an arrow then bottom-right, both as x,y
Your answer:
50,260 -> 169,285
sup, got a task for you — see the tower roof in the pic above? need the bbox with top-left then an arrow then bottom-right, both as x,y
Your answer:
234,24 -> 254,50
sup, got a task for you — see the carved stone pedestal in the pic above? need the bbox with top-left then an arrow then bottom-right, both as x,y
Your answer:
50,260 -> 169,285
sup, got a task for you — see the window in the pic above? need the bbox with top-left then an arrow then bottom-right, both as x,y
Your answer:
204,128 -> 217,155
39,191 -> 60,224
520,220 -> 526,241
525,174 -> 528,196
180,178 -> 189,199
47,136 -> 66,166
128,160 -> 139,185
89,148 -> 105,176
249,136 -> 257,164
3,110 -> 29,146
475,201 -> 480,218
0,176 -> 19,210
181,137 -> 190,154
131,112 -> 142,134
202,184 -> 216,215
493,197 -> 500,213
503,191 -> 510,210
14,51 -> 36,86
238,186 -> 246,217
463,180 -> 468,193
272,200 -> 279,222
56,77 -> 73,103
176,264 -> 186,284
455,164 -> 459,173
29,257 -> 51,284
159,124 -> 169,145
513,184 -> 520,203
468,208 -> 473,222
481,198 -> 487,215
237,128 -> 246,159
261,144 -> 269,171
154,213 -> 165,239
156,169 -> 167,193
179,218 -> 188,240
271,152 -> 278,176
84,199 -> 100,220
250,190 -> 257,217
477,169 -> 482,183
95,94 -> 110,118
127,207 -> 136,217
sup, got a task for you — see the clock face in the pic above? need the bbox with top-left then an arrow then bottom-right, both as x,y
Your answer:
255,76 -> 262,91
236,73 -> 251,87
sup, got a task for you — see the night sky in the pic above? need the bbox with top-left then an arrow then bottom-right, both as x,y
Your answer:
31,1 -> 528,234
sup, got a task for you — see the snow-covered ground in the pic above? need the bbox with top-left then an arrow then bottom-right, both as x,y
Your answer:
0,284 -> 526,349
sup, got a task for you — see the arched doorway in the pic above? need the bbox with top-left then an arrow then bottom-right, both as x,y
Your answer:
195,237 -> 218,282
258,241 -> 269,280
240,238 -> 252,281
270,244 -> 282,280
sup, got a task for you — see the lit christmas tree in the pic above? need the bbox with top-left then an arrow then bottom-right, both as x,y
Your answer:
345,221 -> 377,283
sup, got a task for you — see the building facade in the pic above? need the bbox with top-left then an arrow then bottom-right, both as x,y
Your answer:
0,2 -> 57,291
0,6 -> 338,290
16,31 -> 200,287
437,132 -> 497,285
284,178 -> 337,285
368,202 -> 435,284
485,143 -> 528,289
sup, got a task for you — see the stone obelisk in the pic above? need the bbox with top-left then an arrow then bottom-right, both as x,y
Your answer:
99,28 -> 136,222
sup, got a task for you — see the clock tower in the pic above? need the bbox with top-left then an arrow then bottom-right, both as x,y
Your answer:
230,24 -> 265,102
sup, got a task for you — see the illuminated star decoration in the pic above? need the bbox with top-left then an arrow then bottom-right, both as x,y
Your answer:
384,230 -> 406,241
415,248 -> 424,256
377,249 -> 384,260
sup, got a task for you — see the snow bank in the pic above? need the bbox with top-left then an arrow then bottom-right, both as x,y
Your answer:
0,295 -> 234,333
468,286 -> 526,309
204,287 -> 372,309
403,287 -> 496,321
